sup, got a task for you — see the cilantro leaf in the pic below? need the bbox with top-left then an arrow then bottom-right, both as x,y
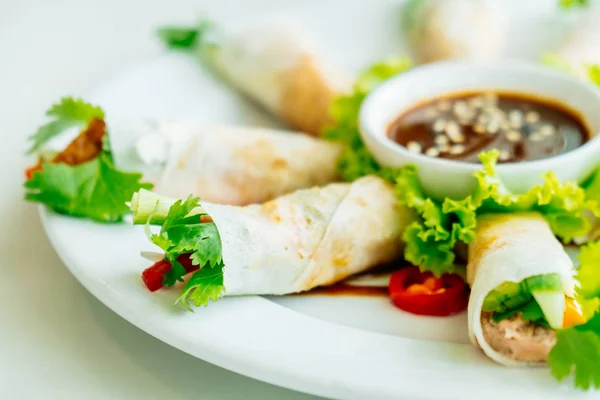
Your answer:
549,312 -> 600,390
157,20 -> 215,49
323,56 -> 412,182
27,98 -> 104,154
157,220 -> 222,286
160,195 -> 202,232
177,261 -> 225,310
134,190 -> 225,300
25,152 -> 152,222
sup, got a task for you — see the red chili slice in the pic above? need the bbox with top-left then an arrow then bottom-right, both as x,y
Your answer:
141,254 -> 198,292
388,266 -> 468,317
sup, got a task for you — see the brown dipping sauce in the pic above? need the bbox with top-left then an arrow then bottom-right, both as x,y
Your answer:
388,91 -> 590,163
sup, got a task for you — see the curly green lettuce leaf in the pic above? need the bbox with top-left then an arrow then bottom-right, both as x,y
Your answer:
395,165 -> 476,274
131,190 -> 225,306
475,151 -> 591,241
549,312 -> 600,390
581,168 -> 600,205
398,151 -> 592,275
354,56 -> 413,94
25,152 -> 151,222
27,97 -> 104,154
577,240 -> 600,300
323,56 -> 412,181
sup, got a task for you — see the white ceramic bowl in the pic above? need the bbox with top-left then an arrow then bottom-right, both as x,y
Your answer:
359,60 -> 600,199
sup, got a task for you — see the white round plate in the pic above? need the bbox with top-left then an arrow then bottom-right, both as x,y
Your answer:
39,1 -> 597,399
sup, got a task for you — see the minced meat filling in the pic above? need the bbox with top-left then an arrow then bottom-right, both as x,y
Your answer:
481,311 -> 556,363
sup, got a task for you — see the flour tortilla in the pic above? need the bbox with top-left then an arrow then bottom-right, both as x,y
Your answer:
467,212 -> 575,367
200,176 -> 415,295
202,20 -> 351,135
109,119 -> 342,205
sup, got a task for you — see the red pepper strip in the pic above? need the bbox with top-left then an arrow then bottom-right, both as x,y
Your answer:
142,254 -> 198,292
388,266 -> 468,317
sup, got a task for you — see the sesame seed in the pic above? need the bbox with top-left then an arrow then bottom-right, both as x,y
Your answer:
445,121 -> 465,143
508,110 -> 524,129
449,144 -> 466,155
453,101 -> 469,117
477,114 -> 490,125
474,124 -> 487,134
506,130 -> 522,142
530,133 -> 543,142
434,135 -> 449,145
437,143 -> 451,152
525,111 -> 540,124
406,141 -> 422,153
425,147 -> 440,157
437,99 -> 451,111
432,118 -> 447,133
445,121 -> 459,135
468,96 -> 484,109
499,150 -> 511,161
487,121 -> 500,134
540,124 -> 555,137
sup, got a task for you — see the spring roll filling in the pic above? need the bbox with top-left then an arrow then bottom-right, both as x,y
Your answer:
479,273 -> 577,362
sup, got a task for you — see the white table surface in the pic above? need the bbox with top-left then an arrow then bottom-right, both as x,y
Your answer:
0,0 -> 324,398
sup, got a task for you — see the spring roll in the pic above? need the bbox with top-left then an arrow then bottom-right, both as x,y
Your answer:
551,12 -> 600,79
109,119 -> 342,205
403,0 -> 508,63
200,21 -> 351,136
133,176 -> 416,303
467,213 -> 578,366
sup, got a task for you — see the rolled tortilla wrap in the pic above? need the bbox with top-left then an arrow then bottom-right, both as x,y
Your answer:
403,0 -> 508,63
467,213 -> 575,366
201,20 -> 351,136
135,176 -> 416,297
204,176 -> 415,295
110,119 -> 342,205
551,12 -> 600,79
